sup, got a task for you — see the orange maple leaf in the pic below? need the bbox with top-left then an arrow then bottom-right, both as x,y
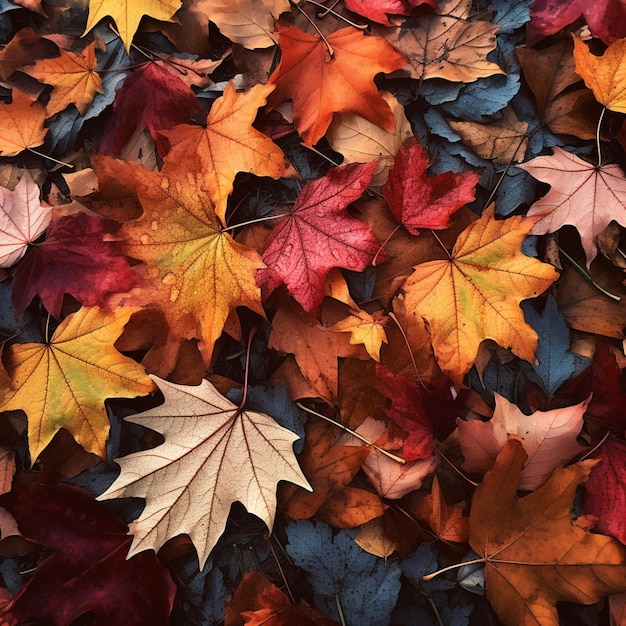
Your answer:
161,82 -> 290,225
267,24 -> 407,146
0,89 -> 47,157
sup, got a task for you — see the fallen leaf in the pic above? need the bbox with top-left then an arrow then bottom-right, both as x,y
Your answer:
267,24 -> 407,145
93,155 -> 265,363
0,171 -> 51,268
99,375 -> 311,568
331,309 -> 388,362
161,82 -> 290,224
0,484 -> 175,626
353,517 -> 399,558
344,0 -> 435,26
380,0 -> 504,83
0,306 -> 155,461
401,206 -> 559,380
326,91 -> 413,187
0,27 -> 58,81
457,394 -> 589,490
0,89 -> 47,157
449,106 -> 528,165
258,162 -> 380,315
469,439 -> 626,626
519,147 -> 626,266
23,41 -> 103,115
12,211 -> 136,318
82,0 -> 183,53
383,135 -> 480,235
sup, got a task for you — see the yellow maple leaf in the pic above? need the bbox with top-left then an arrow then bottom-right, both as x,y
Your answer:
99,375 -> 311,568
401,206 -> 559,381
161,82 -> 290,225
82,0 -> 182,53
24,42 -> 104,116
0,306 -> 155,462
573,35 -> 626,113
331,309 -> 389,362
91,155 -> 266,363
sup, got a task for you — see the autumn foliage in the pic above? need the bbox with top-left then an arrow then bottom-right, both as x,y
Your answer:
2,1 -> 626,625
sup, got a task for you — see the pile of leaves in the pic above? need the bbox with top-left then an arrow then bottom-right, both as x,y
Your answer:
3,0 -> 626,624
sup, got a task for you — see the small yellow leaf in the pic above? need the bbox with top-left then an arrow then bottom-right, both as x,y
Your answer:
331,309 -> 389,362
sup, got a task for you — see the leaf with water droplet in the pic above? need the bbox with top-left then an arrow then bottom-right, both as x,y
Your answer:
258,162 -> 382,315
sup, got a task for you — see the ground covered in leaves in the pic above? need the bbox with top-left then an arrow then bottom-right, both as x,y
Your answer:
1,0 -> 626,625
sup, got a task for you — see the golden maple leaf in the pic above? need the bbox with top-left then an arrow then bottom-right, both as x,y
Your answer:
0,306 -> 155,462
82,0 -> 182,53
400,206 -> 559,381
161,82 -> 290,225
24,42 -> 104,116
469,439 -> 626,626
92,155 -> 266,363
0,89 -> 47,157
99,375 -> 311,568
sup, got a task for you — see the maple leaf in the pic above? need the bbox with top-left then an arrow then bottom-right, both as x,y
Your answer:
457,394 -> 589,490
517,39 -> 601,140
0,306 -> 155,461
401,206 -> 559,380
0,484 -> 175,626
469,439 -> 626,626
161,82 -> 290,224
379,0 -> 504,83
99,375 -> 310,569
227,571 -> 340,626
383,136 -> 480,235
0,27 -> 58,82
99,62 -> 204,156
344,0 -> 435,26
11,211 -> 137,318
583,438 -> 626,545
23,41 -> 103,116
0,88 -> 47,157
196,0 -> 290,49
326,91 -> 413,187
82,0 -> 183,53
92,155 -> 265,363
527,0 -> 626,45
257,162 -> 380,315
0,171 -> 51,268
573,36 -> 626,113
519,147 -> 626,266
331,309 -> 388,362
267,24 -> 407,146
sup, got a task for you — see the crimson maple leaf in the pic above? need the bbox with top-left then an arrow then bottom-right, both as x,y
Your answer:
257,162 -> 381,315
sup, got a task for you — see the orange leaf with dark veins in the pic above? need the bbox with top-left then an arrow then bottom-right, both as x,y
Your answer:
258,162 -> 381,315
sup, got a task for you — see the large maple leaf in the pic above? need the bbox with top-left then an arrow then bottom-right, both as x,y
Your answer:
11,212 -> 137,318
518,147 -> 626,266
379,0 -> 504,83
0,88 -> 47,157
0,484 -> 175,626
23,41 -> 103,116
383,136 -> 480,235
161,82 -> 290,224
267,24 -> 407,146
258,162 -> 380,315
82,0 -> 183,53
401,206 -> 559,380
469,439 -> 626,626
99,375 -> 311,569
0,170 -> 51,268
92,155 -> 265,363
0,306 -> 155,461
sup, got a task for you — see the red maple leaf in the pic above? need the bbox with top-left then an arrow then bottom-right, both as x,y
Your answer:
257,162 -> 381,315
0,484 -> 175,626
345,0 -> 435,26
383,136 -> 480,236
11,212 -> 136,318
99,62 -> 204,156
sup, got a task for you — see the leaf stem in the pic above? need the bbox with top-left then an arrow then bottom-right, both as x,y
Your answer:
434,444 -> 478,487
558,246 -> 621,302
265,534 -> 297,605
372,224 -> 400,266
423,557 -> 486,581
27,148 -> 74,169
430,229 -> 452,259
597,107 -> 607,167
294,3 -> 334,57
239,327 -> 257,412
296,402 -> 407,464
300,142 -> 340,165
335,594 -> 347,626
306,0 -> 368,29
388,311 -> 427,389
222,213 -> 290,232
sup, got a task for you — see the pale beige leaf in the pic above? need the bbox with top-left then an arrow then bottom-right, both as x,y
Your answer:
327,91 -> 412,186
99,375 -> 311,568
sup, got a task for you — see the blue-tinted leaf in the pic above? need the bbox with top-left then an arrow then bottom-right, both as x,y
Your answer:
521,294 -> 576,397
286,521 -> 402,626
492,0 -> 533,33
420,80 -> 463,106
401,543 -> 456,593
